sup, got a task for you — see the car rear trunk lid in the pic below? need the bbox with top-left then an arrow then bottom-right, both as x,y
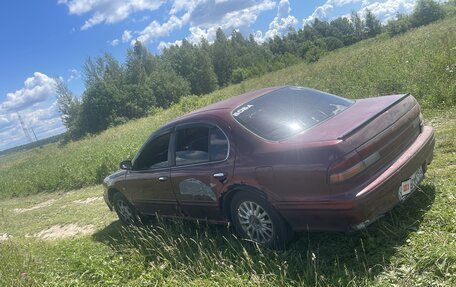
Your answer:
325,94 -> 422,186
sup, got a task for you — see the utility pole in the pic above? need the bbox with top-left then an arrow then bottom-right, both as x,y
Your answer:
16,112 -> 33,143
30,126 -> 38,141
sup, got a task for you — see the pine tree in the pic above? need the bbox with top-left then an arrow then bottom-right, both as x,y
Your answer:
364,10 -> 382,37
411,0 -> 444,27
55,78 -> 83,140
211,28 -> 234,87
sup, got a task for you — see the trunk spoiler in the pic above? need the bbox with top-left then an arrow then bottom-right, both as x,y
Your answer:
337,93 -> 410,140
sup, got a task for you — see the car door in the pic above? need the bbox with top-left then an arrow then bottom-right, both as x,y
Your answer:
170,122 -> 234,221
123,130 -> 179,216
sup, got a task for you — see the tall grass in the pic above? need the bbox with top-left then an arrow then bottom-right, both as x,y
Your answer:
0,18 -> 454,198
1,172 -> 453,286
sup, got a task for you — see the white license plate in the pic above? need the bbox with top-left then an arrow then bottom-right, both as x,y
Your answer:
398,166 -> 424,201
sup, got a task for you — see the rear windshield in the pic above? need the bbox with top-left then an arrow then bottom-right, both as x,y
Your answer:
232,86 -> 353,141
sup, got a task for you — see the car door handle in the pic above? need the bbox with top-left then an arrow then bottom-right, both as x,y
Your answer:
213,173 -> 227,182
158,176 -> 168,182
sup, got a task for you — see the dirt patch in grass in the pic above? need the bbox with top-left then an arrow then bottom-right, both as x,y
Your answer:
0,233 -> 11,241
73,196 -> 103,205
13,199 -> 56,214
34,224 -> 95,240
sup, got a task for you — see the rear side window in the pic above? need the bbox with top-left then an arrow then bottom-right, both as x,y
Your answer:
210,127 -> 229,161
232,86 -> 353,141
175,125 -> 229,166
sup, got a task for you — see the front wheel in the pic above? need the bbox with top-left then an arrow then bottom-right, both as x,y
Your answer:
113,192 -> 144,226
230,191 -> 293,249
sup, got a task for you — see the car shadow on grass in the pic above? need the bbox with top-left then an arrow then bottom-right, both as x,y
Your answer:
92,183 -> 435,284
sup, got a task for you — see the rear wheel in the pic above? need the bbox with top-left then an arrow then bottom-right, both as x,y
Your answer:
230,191 -> 293,248
113,192 -> 144,226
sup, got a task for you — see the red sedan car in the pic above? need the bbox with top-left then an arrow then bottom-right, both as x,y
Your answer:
103,86 -> 435,247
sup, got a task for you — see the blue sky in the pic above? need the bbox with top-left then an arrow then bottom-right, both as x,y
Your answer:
0,0 -> 421,151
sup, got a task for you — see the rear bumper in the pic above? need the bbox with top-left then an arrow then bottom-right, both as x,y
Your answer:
275,126 -> 435,232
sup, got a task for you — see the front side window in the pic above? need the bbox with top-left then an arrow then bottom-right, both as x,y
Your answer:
232,86 -> 353,141
133,133 -> 170,170
175,125 -> 228,166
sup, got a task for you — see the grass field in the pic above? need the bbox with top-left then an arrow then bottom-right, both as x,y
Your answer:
0,18 -> 455,286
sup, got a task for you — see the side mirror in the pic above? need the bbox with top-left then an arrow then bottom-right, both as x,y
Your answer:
119,160 -> 132,170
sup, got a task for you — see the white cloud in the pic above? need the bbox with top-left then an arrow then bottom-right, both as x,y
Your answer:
184,0 -> 276,44
0,116 -> 12,134
0,106 -> 65,150
0,72 -> 57,113
186,26 -> 214,43
132,15 -> 150,23
0,125 -> 23,148
27,101 -> 62,127
359,0 -> 417,22
122,30 -> 133,42
0,116 -> 9,126
126,0 -> 275,48
260,0 -> 298,42
68,69 -> 81,82
303,0 -> 418,25
253,30 -> 264,43
58,0 -> 165,30
303,3 -> 335,26
332,0 -> 363,5
188,0 -> 266,26
0,73 -> 65,151
110,38 -> 120,46
170,0 -> 199,15
158,39 -> 183,51
136,14 -> 190,43
62,1 -> 276,47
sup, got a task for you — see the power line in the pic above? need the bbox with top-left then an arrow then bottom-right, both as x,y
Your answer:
30,126 -> 39,141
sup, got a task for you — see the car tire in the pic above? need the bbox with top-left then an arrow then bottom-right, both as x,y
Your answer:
230,191 -> 293,249
113,192 -> 145,226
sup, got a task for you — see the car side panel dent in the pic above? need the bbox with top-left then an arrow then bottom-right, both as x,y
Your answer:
178,178 -> 217,201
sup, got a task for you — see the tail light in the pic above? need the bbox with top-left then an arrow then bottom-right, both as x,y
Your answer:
328,151 -> 380,184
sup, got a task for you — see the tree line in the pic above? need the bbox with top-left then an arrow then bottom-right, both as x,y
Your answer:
57,0 -> 452,141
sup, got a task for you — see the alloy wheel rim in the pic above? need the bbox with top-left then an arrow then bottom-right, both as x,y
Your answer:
237,201 -> 274,243
117,199 -> 134,224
